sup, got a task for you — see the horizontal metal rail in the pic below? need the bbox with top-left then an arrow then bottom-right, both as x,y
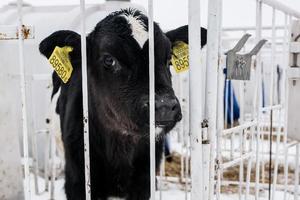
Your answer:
221,152 -> 253,169
222,180 -> 299,192
0,25 -> 34,40
260,0 -> 300,19
222,121 -> 257,136
260,104 -> 282,112
222,25 -> 285,31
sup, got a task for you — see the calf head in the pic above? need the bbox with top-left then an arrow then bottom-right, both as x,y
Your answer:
39,8 -> 207,137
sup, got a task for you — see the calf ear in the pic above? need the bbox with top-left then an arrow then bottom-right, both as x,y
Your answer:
40,31 -> 82,94
165,25 -> 207,48
39,30 -> 81,60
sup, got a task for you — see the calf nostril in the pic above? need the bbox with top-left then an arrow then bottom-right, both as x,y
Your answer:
142,101 -> 149,109
171,105 -> 177,111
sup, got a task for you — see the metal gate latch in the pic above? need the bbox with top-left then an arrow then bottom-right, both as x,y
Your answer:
225,34 -> 267,80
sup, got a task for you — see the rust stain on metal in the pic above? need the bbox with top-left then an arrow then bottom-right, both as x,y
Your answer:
15,25 -> 31,39
22,25 -> 30,39
0,25 -> 33,40
0,32 -> 8,39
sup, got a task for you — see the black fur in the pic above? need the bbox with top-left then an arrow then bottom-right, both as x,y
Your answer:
39,9 -> 207,200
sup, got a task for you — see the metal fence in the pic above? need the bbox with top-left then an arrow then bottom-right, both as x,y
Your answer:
0,0 -> 300,200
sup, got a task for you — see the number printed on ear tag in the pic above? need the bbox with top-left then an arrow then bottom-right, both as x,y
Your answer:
171,41 -> 189,73
48,46 -> 73,83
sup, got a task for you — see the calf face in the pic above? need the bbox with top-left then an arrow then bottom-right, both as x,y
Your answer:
39,8 -> 206,137
87,9 -> 182,135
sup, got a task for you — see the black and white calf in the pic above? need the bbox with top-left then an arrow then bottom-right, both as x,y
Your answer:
39,9 -> 207,200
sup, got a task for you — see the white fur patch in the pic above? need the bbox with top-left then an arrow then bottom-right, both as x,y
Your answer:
122,13 -> 148,48
155,127 -> 163,136
108,197 -> 125,200
48,88 -> 65,159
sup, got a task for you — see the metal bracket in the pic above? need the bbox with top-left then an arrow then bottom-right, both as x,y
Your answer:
0,25 -> 35,40
290,34 -> 300,67
201,119 -> 210,144
225,34 -> 267,80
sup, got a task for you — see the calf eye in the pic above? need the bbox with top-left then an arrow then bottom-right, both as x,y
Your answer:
103,55 -> 116,68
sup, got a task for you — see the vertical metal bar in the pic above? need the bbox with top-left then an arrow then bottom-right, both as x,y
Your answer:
216,1 -> 224,198
269,8 -> 276,200
44,131 -> 50,192
295,144 -> 300,200
255,1 -> 263,199
246,125 -> 255,200
180,76 -> 185,183
239,129 -> 244,200
17,0 -> 31,199
206,0 -> 221,199
183,74 -> 190,200
184,75 -> 190,200
216,66 -> 224,200
224,80 -> 229,129
189,0 -> 203,199
148,0 -> 156,199
30,83 -> 39,195
283,14 -> 291,200
239,77 -> 245,200
271,109 -> 281,200
32,131 -> 39,195
270,8 -> 276,107
50,129 -> 56,200
80,1 -> 91,200
230,82 -> 234,160
239,81 -> 245,200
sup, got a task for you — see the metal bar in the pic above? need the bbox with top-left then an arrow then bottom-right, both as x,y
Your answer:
245,125 -> 255,200
295,144 -> 300,200
31,132 -> 39,195
44,130 -> 50,192
221,152 -> 253,169
17,0 -> 31,199
183,75 -> 190,200
222,180 -> 298,190
286,141 -> 299,148
239,75 -> 246,199
270,8 -> 276,108
230,83 -> 234,160
224,80 -> 229,129
222,25 -> 285,32
50,128 -> 56,199
206,0 -> 221,199
268,8 -> 276,200
260,104 -> 282,112
216,16 -> 224,199
255,1 -> 263,199
148,0 -> 156,199
271,109 -> 282,200
222,121 -> 257,135
238,129 -> 244,199
79,1 -> 91,200
284,14 -> 292,200
0,25 -> 34,40
189,0 -> 203,198
260,0 -> 300,19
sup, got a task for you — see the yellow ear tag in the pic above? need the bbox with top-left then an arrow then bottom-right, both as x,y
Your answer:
48,46 -> 73,83
171,41 -> 189,73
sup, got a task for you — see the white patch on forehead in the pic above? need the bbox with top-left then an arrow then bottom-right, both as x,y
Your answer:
121,13 -> 148,48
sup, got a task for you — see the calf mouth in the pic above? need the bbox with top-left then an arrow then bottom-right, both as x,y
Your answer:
155,120 -> 177,127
